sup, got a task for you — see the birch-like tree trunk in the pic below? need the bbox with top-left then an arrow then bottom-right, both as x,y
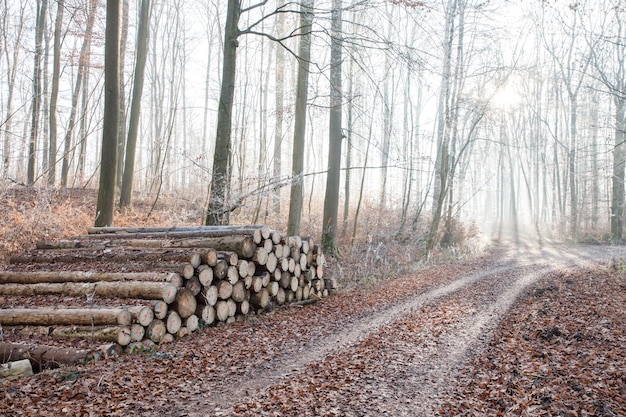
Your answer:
273,0 -> 286,215
120,0 -> 152,209
287,0 -> 314,236
206,0 -> 241,225
95,0 -> 121,227
322,0 -> 343,256
2,2 -> 26,179
27,0 -> 48,185
48,0 -> 64,185
61,0 -> 97,188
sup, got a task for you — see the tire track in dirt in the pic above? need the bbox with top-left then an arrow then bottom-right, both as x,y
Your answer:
186,243 -> 618,416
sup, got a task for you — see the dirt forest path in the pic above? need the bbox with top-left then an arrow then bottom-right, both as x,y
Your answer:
182,241 -> 623,416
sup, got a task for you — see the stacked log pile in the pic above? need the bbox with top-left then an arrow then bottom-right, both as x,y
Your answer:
0,225 -> 333,366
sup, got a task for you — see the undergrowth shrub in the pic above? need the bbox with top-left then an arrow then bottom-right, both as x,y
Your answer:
0,187 -> 95,262
0,186 -> 489,287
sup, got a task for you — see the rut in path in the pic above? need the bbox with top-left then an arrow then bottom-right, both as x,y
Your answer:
186,243 -> 619,416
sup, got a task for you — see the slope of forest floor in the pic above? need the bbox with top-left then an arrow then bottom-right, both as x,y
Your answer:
0,186 -> 624,416
438,266 -> 625,416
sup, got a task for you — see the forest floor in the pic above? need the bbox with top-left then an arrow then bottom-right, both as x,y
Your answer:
0,187 -> 625,416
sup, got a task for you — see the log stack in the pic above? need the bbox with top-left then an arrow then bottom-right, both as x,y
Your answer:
0,225 -> 332,365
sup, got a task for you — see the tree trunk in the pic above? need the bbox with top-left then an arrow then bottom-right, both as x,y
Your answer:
27,0 -> 48,185
273,0 -> 285,216
322,0 -> 343,256
200,285 -> 219,306
206,0 -> 241,225
77,0 -> 97,183
48,0 -> 64,185
18,326 -> 132,346
151,300 -> 168,319
287,0 -> 314,236
61,0 -> 97,188
0,308 -> 132,326
0,281 -> 178,303
612,96 -> 625,239
0,270 -> 180,285
431,0 -> 456,215
95,0 -> 121,227
343,55 -> 354,236
166,310 -> 181,334
120,0 -> 152,209
216,280 -> 233,300
2,3 -> 27,179
10,248 -> 209,266
0,359 -> 33,380
116,0 -> 130,189
88,224 -> 269,238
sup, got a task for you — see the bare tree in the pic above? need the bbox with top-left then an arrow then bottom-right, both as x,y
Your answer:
48,0 -> 64,185
119,0 -> 152,210
587,0 -> 626,240
322,0 -> 343,256
273,0 -> 286,216
287,0 -> 314,236
543,5 -> 591,236
2,0 -> 27,179
95,0 -> 121,227
205,0 -> 242,225
27,0 -> 48,185
59,0 -> 97,188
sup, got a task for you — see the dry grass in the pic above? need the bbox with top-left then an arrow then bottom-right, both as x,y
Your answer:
0,186 -> 205,264
0,185 -> 488,284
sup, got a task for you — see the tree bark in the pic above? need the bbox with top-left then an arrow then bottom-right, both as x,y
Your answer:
0,359 -> 33,380
0,308 -> 132,326
0,270 -> 180,285
27,0 -> 48,185
10,248 -> 209,266
206,0 -> 241,225
273,0 -> 285,216
287,0 -> 314,236
612,96 -> 625,239
322,0 -> 343,256
0,281 -> 178,303
19,325 -> 132,346
119,0 -> 152,209
0,343 -> 101,369
95,0 -> 121,227
61,0 -> 97,188
48,0 -> 64,185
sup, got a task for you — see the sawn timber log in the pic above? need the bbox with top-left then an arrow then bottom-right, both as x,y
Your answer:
0,281 -> 178,303
0,308 -> 132,326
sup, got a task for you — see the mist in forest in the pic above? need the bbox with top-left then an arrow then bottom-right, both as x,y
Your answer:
0,0 -> 624,249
